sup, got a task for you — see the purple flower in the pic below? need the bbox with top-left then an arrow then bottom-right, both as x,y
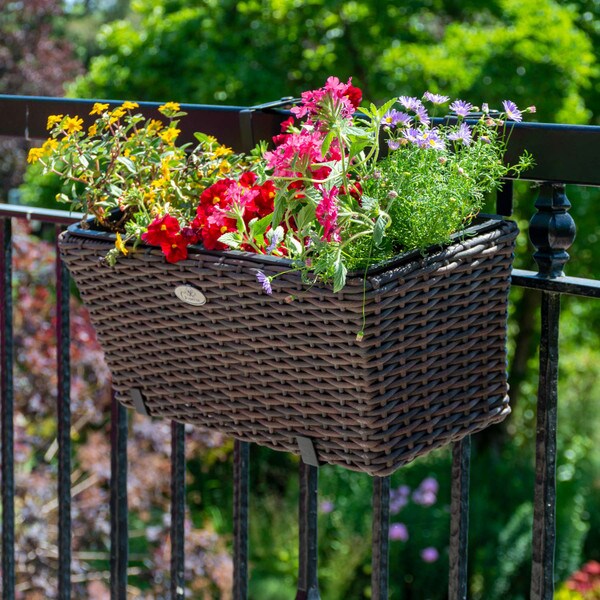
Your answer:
419,477 -> 439,494
481,102 -> 489,114
414,105 -> 430,125
449,100 -> 473,118
420,129 -> 445,151
256,271 -> 272,295
398,95 -> 423,111
387,138 -> 400,150
319,500 -> 334,514
423,92 -> 450,104
390,485 -> 411,514
402,127 -> 422,145
395,111 -> 412,126
389,523 -> 409,542
381,109 -> 403,128
266,230 -> 280,254
448,122 -> 473,146
502,100 -> 523,122
421,547 -> 439,563
413,490 -> 437,506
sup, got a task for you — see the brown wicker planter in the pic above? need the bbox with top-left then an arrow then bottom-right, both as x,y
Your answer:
59,217 -> 518,476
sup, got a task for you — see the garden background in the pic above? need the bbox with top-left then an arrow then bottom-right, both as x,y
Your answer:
1,0 -> 599,598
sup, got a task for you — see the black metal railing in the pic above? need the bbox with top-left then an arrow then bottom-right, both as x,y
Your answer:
0,94 -> 599,600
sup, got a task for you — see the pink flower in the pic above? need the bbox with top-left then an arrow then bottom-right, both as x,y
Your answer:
264,129 -> 326,178
315,186 -> 341,242
389,523 -> 409,542
421,547 -> 439,563
291,77 -> 360,122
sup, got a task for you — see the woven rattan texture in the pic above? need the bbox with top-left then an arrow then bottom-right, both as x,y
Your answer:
59,219 -> 518,476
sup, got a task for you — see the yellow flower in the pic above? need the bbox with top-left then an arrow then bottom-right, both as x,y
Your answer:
158,102 -> 181,116
214,145 -> 233,157
115,232 -> 128,256
63,116 -> 84,136
27,148 -> 44,163
206,135 -> 217,144
121,101 -> 139,111
146,119 -> 163,133
41,139 -> 58,155
90,103 -> 109,116
159,127 -> 180,145
109,107 -> 126,124
47,114 -> 63,130
151,178 -> 168,189
143,190 -> 156,204
160,161 -> 172,180
218,160 -> 231,175
88,124 -> 97,136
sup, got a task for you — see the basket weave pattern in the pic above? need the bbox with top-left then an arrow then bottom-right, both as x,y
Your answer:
59,218 -> 518,476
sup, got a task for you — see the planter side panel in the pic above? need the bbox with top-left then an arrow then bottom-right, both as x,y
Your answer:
58,219 -> 517,475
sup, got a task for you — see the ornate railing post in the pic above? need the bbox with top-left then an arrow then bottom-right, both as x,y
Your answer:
528,183 -> 576,600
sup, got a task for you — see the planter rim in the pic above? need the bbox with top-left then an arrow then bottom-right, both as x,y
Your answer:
66,213 -> 507,277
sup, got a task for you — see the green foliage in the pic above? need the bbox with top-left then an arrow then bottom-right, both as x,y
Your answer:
14,0 -> 600,596
68,0 -> 597,121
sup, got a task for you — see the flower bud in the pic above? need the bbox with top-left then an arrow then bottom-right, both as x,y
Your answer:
388,190 -> 398,199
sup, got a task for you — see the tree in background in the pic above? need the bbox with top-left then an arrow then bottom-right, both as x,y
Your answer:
69,0 -> 597,124
0,0 -> 83,200
14,0 -> 600,596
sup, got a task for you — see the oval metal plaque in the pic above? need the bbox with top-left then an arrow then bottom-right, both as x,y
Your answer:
174,285 -> 206,306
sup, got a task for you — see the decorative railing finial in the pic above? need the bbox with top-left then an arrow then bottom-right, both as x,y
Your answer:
529,183 -> 576,278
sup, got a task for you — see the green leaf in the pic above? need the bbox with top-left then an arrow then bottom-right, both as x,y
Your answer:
250,213 -> 273,238
286,232 -> 303,255
271,192 -> 288,229
373,214 -> 387,246
193,131 -> 211,144
361,195 -> 379,213
378,97 -> 398,119
116,156 -> 136,173
333,254 -> 347,293
296,203 -> 316,231
321,130 -> 336,156
217,232 -> 242,248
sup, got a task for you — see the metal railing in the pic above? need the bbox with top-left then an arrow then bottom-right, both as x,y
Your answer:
1,94 -> 599,599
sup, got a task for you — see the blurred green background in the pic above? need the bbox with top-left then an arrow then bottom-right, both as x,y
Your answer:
2,0 -> 599,598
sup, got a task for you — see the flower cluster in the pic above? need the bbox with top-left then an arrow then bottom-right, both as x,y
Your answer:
562,561 -> 600,599
387,477 -> 442,564
32,77 -> 534,288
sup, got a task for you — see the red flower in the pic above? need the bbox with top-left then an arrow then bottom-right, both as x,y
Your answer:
253,180 -> 277,215
280,116 -> 295,132
346,84 -> 362,109
160,235 -> 188,263
201,210 -> 236,251
239,171 -> 257,188
199,179 -> 235,211
142,214 -> 180,246
181,226 -> 201,245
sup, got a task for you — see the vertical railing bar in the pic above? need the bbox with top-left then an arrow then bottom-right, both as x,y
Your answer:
110,395 -> 128,599
233,440 -> 249,600
55,225 -> 72,598
371,476 -> 391,600
448,436 -> 471,600
1,218 -> 15,600
530,291 -> 560,600
170,421 -> 186,599
296,463 -> 320,600
496,179 -> 514,216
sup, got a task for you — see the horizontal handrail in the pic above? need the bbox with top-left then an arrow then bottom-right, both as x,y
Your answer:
1,94 -> 600,186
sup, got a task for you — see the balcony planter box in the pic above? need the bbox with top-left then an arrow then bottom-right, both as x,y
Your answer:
58,216 -> 517,476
